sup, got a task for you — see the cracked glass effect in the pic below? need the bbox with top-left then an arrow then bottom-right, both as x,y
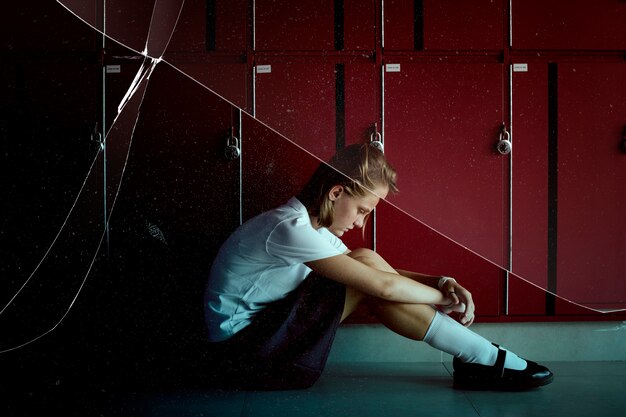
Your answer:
1,0 -> 624,353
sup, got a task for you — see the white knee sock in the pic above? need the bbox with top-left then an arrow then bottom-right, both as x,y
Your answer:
423,311 -> 527,370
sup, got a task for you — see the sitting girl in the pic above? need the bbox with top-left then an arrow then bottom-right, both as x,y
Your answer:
204,143 -> 553,391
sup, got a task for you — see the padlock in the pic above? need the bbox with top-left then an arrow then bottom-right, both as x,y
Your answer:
497,126 -> 512,155
225,136 -> 241,160
370,130 -> 384,153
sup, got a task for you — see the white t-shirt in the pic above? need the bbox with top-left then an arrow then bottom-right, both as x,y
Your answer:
205,197 -> 348,342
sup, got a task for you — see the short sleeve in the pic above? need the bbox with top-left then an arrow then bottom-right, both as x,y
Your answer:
318,227 -> 348,253
266,216 -> 345,264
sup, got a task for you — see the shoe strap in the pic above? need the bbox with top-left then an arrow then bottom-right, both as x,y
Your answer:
492,343 -> 506,377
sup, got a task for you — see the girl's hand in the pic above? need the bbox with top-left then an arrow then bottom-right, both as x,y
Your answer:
439,277 -> 475,327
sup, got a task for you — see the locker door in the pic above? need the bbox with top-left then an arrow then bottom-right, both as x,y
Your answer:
384,0 -> 504,51
255,0 -> 375,52
252,60 -> 378,250
556,63 -> 626,312
512,0 -> 626,51
509,62 -> 626,315
116,62 -> 240,243
383,62 -> 508,269
75,63 -> 242,380
254,61 -> 338,160
382,62 -> 506,315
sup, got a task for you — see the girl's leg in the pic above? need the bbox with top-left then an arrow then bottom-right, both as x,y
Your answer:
344,248 -> 526,368
343,248 -> 435,339
343,248 -> 553,390
341,286 -> 367,322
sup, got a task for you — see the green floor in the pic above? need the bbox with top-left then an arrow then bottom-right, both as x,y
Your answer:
104,361 -> 626,417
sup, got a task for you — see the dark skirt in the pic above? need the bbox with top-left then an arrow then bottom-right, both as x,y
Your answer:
206,273 -> 346,390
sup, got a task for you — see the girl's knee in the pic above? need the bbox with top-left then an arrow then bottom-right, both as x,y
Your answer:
348,248 -> 380,263
348,248 -> 394,273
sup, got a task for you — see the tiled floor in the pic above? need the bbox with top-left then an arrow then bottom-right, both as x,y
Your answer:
92,361 -> 626,417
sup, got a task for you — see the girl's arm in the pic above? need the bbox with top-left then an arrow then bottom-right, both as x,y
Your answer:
396,269 -> 441,288
306,255 -> 451,306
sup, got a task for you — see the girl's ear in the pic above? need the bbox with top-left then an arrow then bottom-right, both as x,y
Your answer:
328,185 -> 344,201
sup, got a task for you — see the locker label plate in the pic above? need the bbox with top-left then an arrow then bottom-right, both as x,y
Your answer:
513,63 -> 528,72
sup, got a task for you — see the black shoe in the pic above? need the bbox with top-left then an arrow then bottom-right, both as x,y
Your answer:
453,344 -> 554,391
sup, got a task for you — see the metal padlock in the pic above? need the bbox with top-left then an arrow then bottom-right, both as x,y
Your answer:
370,131 -> 384,153
225,136 -> 241,160
497,126 -> 512,155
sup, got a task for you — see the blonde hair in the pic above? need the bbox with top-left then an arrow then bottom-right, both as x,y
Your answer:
298,143 -> 398,228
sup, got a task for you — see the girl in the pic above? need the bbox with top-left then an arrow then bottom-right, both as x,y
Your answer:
204,143 -> 553,391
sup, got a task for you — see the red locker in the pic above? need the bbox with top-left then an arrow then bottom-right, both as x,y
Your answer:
556,63 -> 626,311
123,62 -> 241,243
255,0 -> 375,51
166,0 -> 248,53
512,0 -> 626,51
509,62 -> 626,314
251,61 -> 377,249
384,0 -> 504,51
383,62 -> 509,272
254,61 -> 338,160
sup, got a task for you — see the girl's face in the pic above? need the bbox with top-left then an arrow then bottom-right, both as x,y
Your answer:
328,184 -> 389,237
